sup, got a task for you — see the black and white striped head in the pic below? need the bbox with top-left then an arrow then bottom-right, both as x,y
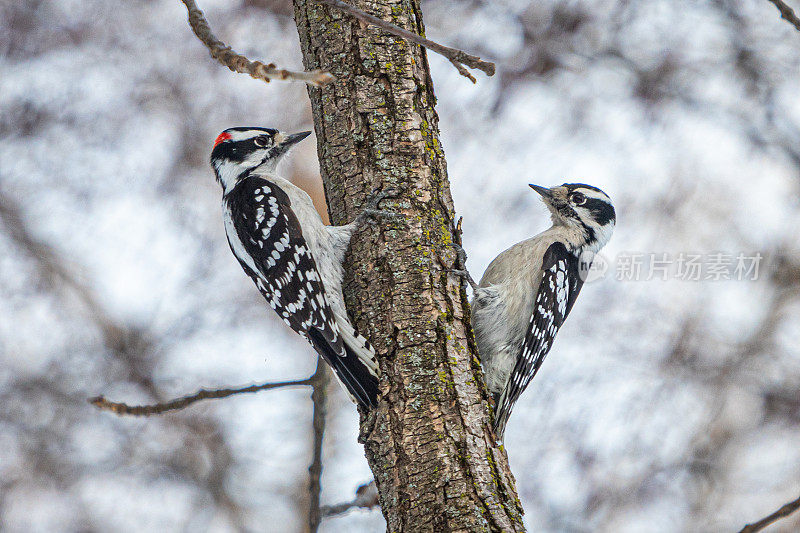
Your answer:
210,127 -> 311,192
529,182 -> 616,252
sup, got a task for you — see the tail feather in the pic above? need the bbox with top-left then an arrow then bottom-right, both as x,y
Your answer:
307,328 -> 378,409
342,342 -> 379,407
333,311 -> 379,376
492,390 -> 513,441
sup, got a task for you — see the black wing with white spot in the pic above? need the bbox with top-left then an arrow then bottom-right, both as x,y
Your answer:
223,175 -> 377,407
493,242 -> 583,436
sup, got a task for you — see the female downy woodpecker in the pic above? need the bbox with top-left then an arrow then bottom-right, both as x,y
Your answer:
470,183 -> 615,439
210,127 -> 380,408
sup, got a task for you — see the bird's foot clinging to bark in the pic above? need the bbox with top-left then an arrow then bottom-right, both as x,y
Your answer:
439,226 -> 479,291
356,187 -> 402,225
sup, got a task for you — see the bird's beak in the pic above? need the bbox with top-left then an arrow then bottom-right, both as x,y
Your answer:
529,184 -> 553,199
280,131 -> 312,148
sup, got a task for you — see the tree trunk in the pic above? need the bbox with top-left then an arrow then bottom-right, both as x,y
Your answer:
291,1 -> 524,530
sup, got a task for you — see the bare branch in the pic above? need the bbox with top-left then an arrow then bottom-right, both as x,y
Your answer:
739,495 -> 800,533
315,0 -> 495,83
321,480 -> 379,517
179,0 -> 334,86
307,361 -> 330,533
767,0 -> 800,32
89,377 -> 315,416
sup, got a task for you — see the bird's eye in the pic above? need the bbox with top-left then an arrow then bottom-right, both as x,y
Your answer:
571,192 -> 586,205
254,135 -> 270,148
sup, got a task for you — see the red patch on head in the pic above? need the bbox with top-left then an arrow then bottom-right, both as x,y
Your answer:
213,132 -> 232,148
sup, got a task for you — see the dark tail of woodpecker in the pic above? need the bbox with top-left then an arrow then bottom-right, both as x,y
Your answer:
307,329 -> 379,409
492,392 -> 513,441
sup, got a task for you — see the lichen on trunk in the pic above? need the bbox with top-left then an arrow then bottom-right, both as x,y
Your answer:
291,0 -> 524,530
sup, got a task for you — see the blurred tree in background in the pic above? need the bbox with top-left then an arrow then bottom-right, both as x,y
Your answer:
0,0 -> 799,531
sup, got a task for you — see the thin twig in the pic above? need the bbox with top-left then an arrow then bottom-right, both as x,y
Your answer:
321,480 -> 380,517
307,361 -> 330,533
315,0 -> 495,83
739,494 -> 800,533
767,0 -> 800,32
180,0 -> 334,86
89,377 -> 315,416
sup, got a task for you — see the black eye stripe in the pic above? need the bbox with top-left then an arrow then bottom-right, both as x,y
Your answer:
211,135 -> 275,163
583,198 -> 616,225
211,140 -> 244,162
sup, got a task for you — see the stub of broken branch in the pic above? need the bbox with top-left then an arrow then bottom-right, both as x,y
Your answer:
321,480 -> 380,517
180,0 -> 334,87
89,377 -> 315,416
316,0 -> 495,83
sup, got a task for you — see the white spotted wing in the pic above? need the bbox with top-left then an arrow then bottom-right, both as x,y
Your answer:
494,242 -> 584,433
223,176 -> 377,407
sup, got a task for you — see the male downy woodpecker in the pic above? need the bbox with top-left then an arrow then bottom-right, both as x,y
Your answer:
470,183 -> 615,439
210,127 -> 379,408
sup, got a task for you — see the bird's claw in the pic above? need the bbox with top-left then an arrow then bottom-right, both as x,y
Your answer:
356,187 -> 402,225
444,241 -> 479,291
366,187 -> 400,211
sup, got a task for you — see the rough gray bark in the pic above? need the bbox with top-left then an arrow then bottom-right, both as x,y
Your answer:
291,0 -> 525,531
